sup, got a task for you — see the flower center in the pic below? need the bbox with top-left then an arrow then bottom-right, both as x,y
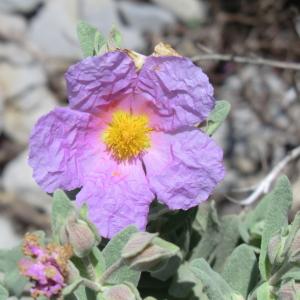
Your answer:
102,110 -> 152,161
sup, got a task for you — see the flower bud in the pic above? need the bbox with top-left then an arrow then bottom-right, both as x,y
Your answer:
60,214 -> 97,257
122,234 -> 180,272
103,284 -> 136,300
278,281 -> 300,300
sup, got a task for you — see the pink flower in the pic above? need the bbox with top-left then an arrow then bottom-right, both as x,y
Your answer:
29,45 -> 225,238
19,233 -> 73,299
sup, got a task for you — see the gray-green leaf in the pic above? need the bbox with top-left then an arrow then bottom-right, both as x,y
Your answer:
77,21 -> 105,57
51,189 -> 75,243
0,284 -> 9,300
0,246 -> 27,296
190,201 -> 220,261
222,244 -> 258,298
109,26 -> 122,48
102,226 -> 140,286
259,176 -> 292,280
190,258 -> 241,300
214,215 -> 240,272
205,100 -> 231,136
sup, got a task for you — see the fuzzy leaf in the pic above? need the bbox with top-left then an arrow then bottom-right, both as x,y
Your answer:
0,284 -> 8,300
282,268 -> 300,281
102,226 -> 140,286
190,258 -> 241,300
90,246 -> 106,279
205,100 -> 231,136
169,262 -> 204,299
239,191 -> 272,243
51,190 -> 75,243
222,244 -> 258,298
190,201 -> 220,261
0,246 -> 27,296
109,26 -> 122,48
259,176 -> 292,279
256,282 -> 274,300
77,21 -> 106,57
214,215 -> 240,272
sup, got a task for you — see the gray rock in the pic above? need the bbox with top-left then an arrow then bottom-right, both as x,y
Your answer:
28,0 -> 81,60
153,0 -> 207,23
3,86 -> 57,144
0,216 -> 21,249
80,0 -> 144,50
1,151 -> 52,213
0,0 -> 45,13
28,0 -> 144,60
0,12 -> 27,40
0,43 -> 33,65
118,1 -> 175,33
0,63 -> 46,99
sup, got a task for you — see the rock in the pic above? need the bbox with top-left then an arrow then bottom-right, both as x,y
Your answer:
3,86 -> 57,144
80,0 -> 144,50
1,151 -> 52,212
0,63 -> 46,99
28,0 -> 144,61
153,0 -> 207,23
117,1 -> 175,33
0,216 -> 21,249
28,0 -> 80,60
0,0 -> 45,13
0,43 -> 33,65
0,12 -> 27,40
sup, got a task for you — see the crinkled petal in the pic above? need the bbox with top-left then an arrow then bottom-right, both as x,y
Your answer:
137,56 -> 215,131
65,51 -> 137,113
76,158 -> 154,238
143,129 -> 224,209
29,108 -> 104,193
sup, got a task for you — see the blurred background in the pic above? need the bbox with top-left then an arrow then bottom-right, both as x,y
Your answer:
0,0 -> 299,249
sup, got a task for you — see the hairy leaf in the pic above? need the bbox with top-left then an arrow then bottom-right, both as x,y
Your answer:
0,284 -> 9,300
222,244 -> 258,298
259,176 -> 292,279
103,226 -> 140,286
205,100 -> 231,136
77,21 -> 106,57
190,258 -> 240,300
51,190 -> 75,243
0,246 -> 27,296
214,215 -> 240,272
190,201 -> 220,261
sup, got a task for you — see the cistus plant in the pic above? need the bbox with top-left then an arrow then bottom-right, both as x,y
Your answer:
0,22 -> 299,300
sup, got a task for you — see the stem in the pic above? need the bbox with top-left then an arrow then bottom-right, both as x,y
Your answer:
268,262 -> 292,286
82,278 -> 103,292
82,256 -> 96,281
99,258 -> 124,285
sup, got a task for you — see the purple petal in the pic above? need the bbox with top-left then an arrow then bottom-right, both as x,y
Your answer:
65,51 -> 137,113
143,129 -> 224,209
28,108 -> 104,193
137,56 -> 215,131
76,157 -> 154,238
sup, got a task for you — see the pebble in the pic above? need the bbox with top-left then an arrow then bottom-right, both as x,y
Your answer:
3,86 -> 57,144
153,0 -> 207,23
1,151 -> 52,213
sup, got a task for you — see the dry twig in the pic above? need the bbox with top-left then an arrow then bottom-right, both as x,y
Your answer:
228,145 -> 300,205
192,53 -> 300,71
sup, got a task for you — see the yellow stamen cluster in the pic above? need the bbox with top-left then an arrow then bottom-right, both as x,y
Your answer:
102,111 -> 152,161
